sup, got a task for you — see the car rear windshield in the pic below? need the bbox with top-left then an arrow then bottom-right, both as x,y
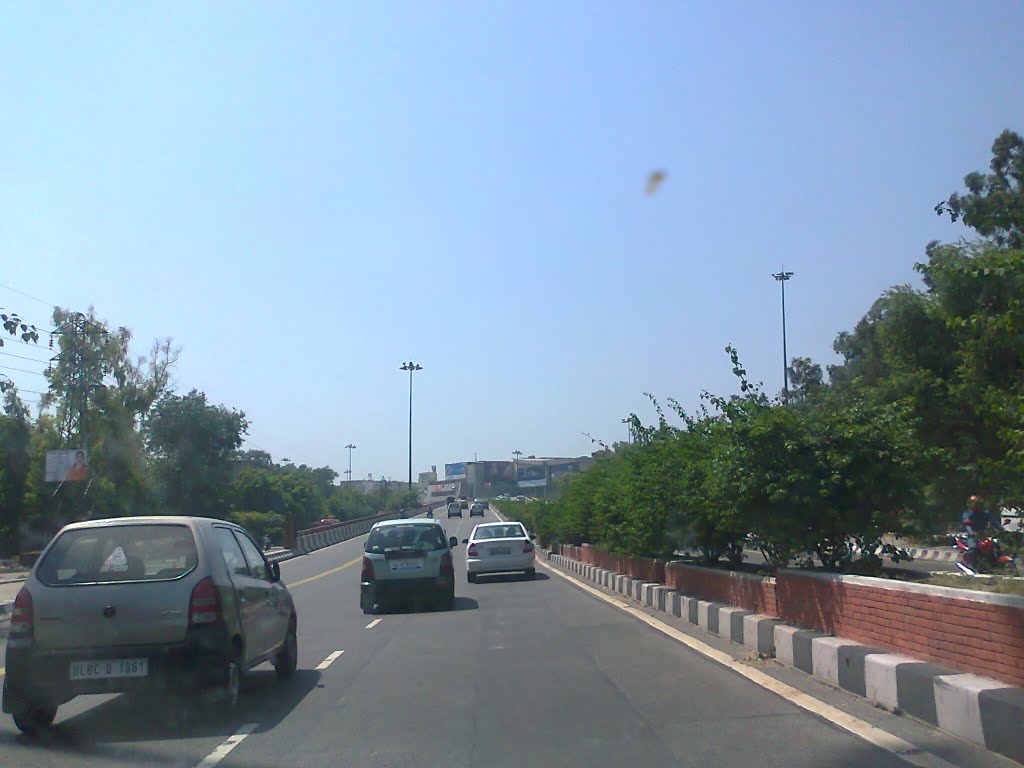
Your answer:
475,524 -> 526,540
37,524 -> 199,585
366,524 -> 448,554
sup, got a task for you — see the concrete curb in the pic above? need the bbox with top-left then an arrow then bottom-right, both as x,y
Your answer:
546,549 -> 1024,764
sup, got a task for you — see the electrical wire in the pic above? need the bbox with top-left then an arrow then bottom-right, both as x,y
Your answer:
0,364 -> 47,376
0,349 -> 50,364
0,281 -> 57,309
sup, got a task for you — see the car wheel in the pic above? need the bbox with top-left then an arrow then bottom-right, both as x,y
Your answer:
13,703 -> 57,734
524,568 -> 535,580
274,618 -> 298,678
467,572 -> 477,583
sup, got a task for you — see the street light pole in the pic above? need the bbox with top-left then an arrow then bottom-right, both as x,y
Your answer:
772,269 -> 794,404
345,443 -> 356,483
400,362 -> 423,501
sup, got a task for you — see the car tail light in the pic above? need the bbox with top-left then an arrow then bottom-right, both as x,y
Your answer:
189,577 -> 222,626
468,543 -> 478,557
361,556 -> 374,581
523,541 -> 534,554
440,552 -> 454,577
9,587 -> 33,647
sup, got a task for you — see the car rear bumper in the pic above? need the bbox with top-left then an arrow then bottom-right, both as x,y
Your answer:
361,576 -> 453,605
466,555 -> 535,574
3,632 -> 232,710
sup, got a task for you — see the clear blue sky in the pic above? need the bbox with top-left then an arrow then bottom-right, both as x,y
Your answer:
1,2 -> 1022,481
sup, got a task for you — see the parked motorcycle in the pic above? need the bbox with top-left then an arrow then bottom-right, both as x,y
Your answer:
952,533 -> 1020,576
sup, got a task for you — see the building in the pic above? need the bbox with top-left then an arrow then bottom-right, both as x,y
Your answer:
418,469 -> 437,489
458,456 -> 593,499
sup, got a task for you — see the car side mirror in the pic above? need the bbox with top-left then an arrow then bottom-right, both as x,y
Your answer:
449,536 -> 458,548
271,562 -> 281,582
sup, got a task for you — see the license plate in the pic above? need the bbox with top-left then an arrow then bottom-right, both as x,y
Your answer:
70,658 -> 148,680
389,559 -> 424,572
491,547 -> 511,555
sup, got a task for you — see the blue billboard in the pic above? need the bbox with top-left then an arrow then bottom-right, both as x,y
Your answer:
445,462 -> 467,480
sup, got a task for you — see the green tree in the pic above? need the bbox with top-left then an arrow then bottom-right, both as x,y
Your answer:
937,129 -> 1024,248
146,389 -> 248,517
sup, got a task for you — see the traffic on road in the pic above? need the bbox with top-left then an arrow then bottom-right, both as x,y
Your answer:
0,505 -> 1008,768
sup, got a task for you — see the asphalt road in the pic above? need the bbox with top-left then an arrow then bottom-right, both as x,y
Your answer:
0,508 -> 1006,768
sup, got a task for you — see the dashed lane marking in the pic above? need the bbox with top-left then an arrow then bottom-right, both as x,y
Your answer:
365,618 -> 382,630
194,723 -> 259,768
315,650 -> 345,670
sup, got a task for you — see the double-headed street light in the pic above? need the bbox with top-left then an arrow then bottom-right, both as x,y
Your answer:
345,443 -> 356,483
400,362 -> 423,499
772,269 -> 795,403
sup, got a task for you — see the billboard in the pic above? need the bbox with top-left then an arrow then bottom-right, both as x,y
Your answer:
45,449 -> 89,483
482,461 -> 514,483
549,462 -> 581,479
445,462 -> 467,480
516,465 -> 547,488
429,482 -> 460,498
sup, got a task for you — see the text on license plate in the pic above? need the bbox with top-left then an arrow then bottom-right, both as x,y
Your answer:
491,547 -> 511,555
70,658 -> 149,680
389,559 -> 424,571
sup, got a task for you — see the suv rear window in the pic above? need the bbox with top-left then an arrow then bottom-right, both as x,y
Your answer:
366,524 -> 448,554
37,524 -> 199,585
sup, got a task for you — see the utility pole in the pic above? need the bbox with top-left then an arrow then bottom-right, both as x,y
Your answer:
772,269 -> 794,404
345,443 -> 356,483
399,362 -> 422,501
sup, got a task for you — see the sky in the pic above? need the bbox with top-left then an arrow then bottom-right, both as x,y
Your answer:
1,2 -> 1022,481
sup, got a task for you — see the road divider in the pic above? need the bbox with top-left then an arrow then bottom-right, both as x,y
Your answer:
543,546 -> 1024,764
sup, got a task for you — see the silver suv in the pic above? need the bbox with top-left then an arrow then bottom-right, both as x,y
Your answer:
3,516 -> 298,733
360,519 -> 458,613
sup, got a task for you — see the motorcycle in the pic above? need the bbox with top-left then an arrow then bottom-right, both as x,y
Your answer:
952,533 -> 1020,576
426,508 -> 434,518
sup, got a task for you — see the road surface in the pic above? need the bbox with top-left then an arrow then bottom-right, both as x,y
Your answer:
0,507 -> 1009,768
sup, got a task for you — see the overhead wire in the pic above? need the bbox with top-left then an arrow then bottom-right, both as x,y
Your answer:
0,349 -> 51,364
0,281 -> 57,310
0,364 -> 48,376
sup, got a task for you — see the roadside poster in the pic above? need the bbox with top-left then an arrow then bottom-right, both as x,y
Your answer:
45,449 -> 89,483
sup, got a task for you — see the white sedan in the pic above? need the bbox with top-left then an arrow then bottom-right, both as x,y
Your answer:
464,522 -> 535,582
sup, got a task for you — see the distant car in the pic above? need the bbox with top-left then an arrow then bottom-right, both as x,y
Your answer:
464,521 -> 535,582
447,503 -> 463,518
469,502 -> 485,517
459,497 -> 469,509
319,517 -> 340,525
473,499 -> 488,509
3,516 -> 298,733
446,496 -> 455,505
360,519 -> 458,613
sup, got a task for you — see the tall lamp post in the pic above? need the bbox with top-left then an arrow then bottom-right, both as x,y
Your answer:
345,443 -> 356,483
772,269 -> 794,403
400,362 -> 423,501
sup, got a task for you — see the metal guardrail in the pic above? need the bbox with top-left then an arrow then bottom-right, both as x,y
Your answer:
291,504 -> 442,556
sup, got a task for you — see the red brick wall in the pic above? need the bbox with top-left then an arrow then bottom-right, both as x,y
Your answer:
777,572 -> 1024,687
664,562 -> 778,615
557,544 -> 1024,687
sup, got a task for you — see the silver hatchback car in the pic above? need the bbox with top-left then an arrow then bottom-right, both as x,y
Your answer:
360,519 -> 459,613
3,516 -> 298,733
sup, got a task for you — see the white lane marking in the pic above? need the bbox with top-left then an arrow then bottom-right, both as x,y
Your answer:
365,618 -> 382,630
194,723 -> 258,768
540,561 -> 962,768
315,650 -> 345,670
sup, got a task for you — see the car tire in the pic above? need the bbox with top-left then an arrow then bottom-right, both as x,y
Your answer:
12,703 -> 57,734
274,618 -> 298,678
524,568 -> 535,580
467,572 -> 477,583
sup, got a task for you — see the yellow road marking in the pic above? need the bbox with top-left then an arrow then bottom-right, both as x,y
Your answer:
287,555 -> 362,588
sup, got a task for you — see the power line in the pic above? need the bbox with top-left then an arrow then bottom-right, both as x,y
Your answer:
0,364 -> 47,376
0,349 -> 50,364
0,281 -> 57,310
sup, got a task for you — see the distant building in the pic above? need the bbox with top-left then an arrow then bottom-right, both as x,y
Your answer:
461,456 -> 593,499
418,469 -> 437,489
